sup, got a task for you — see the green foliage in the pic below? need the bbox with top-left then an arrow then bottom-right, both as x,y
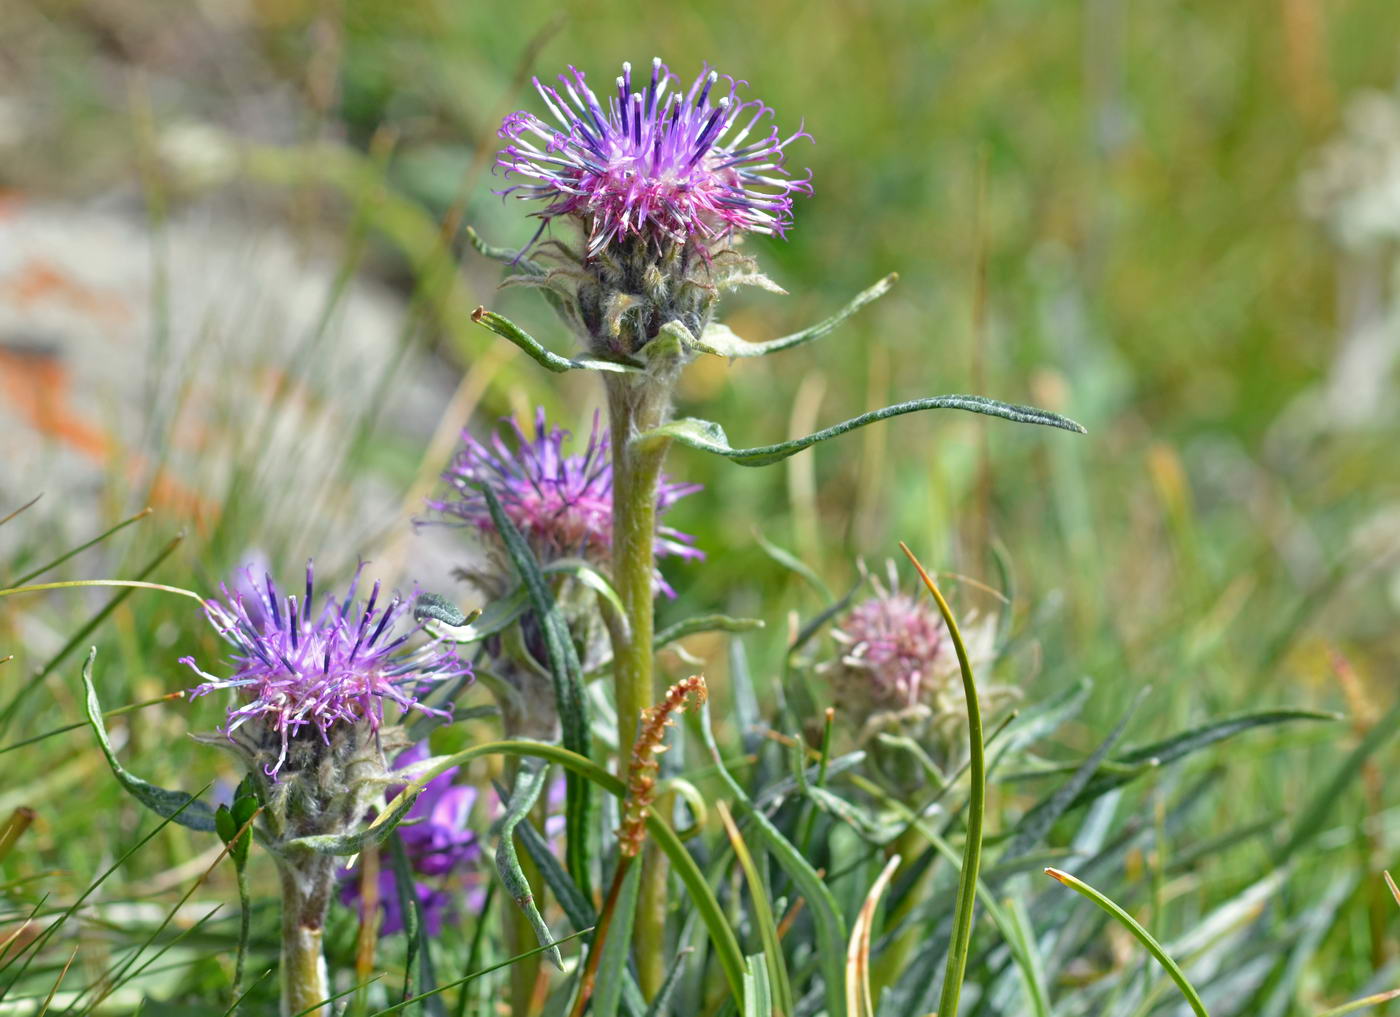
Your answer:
3,1 -> 1398,1013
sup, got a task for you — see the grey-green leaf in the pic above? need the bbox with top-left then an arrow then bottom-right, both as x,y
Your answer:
695,273 -> 897,358
464,225 -> 547,276
637,395 -> 1085,467
493,760 -> 562,969
82,648 -> 217,833
418,589 -> 526,644
480,484 -> 594,898
472,307 -> 639,374
281,786 -> 422,855
1075,707 -> 1339,808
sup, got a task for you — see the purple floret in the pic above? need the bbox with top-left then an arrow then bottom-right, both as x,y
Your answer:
425,409 -> 701,596
182,561 -> 471,776
495,58 -> 812,256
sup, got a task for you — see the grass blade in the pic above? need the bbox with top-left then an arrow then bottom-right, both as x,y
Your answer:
900,543 -> 985,1017
1044,866 -> 1209,1017
717,801 -> 794,1017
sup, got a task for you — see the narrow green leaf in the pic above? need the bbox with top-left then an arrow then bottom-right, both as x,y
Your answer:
479,484 -> 594,900
900,544 -> 985,1017
81,649 -> 216,833
378,739 -> 747,1008
472,306 -> 639,373
593,861 -> 643,1017
1045,867 -> 1210,1017
696,705 -> 848,1017
694,274 -> 897,358
1275,695 -> 1400,862
362,926 -> 594,1017
718,802 -> 794,1017
0,532 -> 184,737
1005,689 -> 1146,859
643,948 -> 693,1017
516,813 -> 649,1016
654,613 -> 765,649
1117,707 -> 1336,766
639,395 -> 1085,468
389,833 -> 445,1016
493,758 -> 561,969
12,506 -> 152,588
754,529 -> 834,601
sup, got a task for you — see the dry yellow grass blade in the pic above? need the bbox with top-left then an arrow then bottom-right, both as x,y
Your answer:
846,854 -> 901,1017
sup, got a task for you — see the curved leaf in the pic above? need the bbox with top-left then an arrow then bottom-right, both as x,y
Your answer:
1045,867 -> 1209,1017
1075,707 -> 1338,808
282,786 -> 422,856
696,703 -> 849,1017
901,544 -> 985,1017
654,613 -> 765,648
493,759 -> 561,969
379,739 -> 747,1007
479,484 -> 594,899
464,225 -> 546,275
639,395 -> 1085,468
82,649 -> 217,833
694,274 -> 897,358
472,307 -> 639,374
417,589 -> 527,644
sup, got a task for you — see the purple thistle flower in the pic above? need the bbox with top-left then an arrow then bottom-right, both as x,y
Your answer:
181,561 -> 471,777
496,58 -> 812,256
425,409 -> 701,596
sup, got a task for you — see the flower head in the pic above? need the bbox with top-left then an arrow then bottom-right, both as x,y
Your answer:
496,58 -> 812,256
827,588 -> 950,714
425,409 -> 701,595
182,561 -> 470,776
820,564 -> 1000,741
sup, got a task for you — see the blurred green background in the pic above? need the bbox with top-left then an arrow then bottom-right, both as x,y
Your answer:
2,0 -> 1399,1009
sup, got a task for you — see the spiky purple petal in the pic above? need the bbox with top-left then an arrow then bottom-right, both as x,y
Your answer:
182,561 -> 470,776
496,59 -> 812,255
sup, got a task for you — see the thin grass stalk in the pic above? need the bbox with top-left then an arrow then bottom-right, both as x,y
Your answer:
1044,866 -> 1210,1017
900,542 -> 985,1017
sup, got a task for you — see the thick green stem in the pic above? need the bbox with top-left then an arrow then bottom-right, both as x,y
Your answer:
604,370 -> 675,999
277,855 -> 335,1017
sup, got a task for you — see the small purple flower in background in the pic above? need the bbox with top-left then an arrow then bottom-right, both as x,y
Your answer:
425,409 -> 701,596
182,561 -> 471,776
340,743 -> 485,936
496,58 -> 812,255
